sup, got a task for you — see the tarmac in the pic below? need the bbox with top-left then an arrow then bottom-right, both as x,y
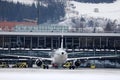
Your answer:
0,68 -> 120,80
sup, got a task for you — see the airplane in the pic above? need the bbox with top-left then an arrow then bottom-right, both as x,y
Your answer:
1,35 -> 120,69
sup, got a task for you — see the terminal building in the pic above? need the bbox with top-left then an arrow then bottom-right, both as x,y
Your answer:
0,24 -> 120,68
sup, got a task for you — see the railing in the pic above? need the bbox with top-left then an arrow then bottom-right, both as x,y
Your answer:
0,25 -> 120,33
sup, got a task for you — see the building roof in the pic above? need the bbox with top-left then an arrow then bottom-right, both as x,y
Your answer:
0,21 -> 37,31
0,32 -> 119,37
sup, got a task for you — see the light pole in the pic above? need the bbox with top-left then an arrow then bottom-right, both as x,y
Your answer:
34,0 -> 41,25
37,0 -> 40,25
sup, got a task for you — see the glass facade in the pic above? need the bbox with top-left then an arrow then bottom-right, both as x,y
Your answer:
14,24 -> 69,32
0,35 -> 120,51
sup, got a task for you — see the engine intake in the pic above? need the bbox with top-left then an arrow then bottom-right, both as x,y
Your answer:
35,59 -> 42,67
74,60 -> 80,67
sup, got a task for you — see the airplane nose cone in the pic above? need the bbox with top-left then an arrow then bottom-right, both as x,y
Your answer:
61,52 -> 64,55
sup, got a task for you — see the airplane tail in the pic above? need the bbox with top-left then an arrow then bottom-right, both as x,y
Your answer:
60,35 -> 64,49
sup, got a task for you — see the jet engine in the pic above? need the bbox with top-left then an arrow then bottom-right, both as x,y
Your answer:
35,59 -> 42,67
74,60 -> 81,67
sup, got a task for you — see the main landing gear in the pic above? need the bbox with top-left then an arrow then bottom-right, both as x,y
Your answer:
42,64 -> 49,69
69,65 -> 75,69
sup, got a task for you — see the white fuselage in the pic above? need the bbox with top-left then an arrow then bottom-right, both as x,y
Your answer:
52,48 -> 68,64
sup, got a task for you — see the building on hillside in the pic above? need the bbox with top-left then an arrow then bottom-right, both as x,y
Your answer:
0,21 -> 37,32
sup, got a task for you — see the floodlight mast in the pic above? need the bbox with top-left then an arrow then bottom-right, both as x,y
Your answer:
34,0 -> 42,25
37,0 -> 40,25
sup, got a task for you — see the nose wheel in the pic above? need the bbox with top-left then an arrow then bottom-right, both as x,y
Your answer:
52,63 -> 58,68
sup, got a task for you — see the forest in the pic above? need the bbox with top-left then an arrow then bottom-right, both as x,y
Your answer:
0,0 -> 65,24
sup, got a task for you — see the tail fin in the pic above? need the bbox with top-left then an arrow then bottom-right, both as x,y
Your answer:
61,35 -> 63,49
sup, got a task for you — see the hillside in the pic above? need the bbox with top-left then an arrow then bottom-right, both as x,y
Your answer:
74,0 -> 116,3
70,0 -> 120,20
0,0 -> 65,24
1,0 -> 120,33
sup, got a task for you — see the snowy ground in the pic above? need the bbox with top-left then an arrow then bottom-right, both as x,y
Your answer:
0,68 -> 120,80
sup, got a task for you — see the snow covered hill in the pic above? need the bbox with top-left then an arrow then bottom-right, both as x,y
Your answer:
65,0 -> 120,20
10,0 -> 120,20
59,0 -> 120,33
5,0 -> 120,33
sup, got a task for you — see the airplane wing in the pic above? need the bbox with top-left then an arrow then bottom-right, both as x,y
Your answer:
0,59 -> 28,61
67,55 -> 120,61
0,54 -> 52,61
